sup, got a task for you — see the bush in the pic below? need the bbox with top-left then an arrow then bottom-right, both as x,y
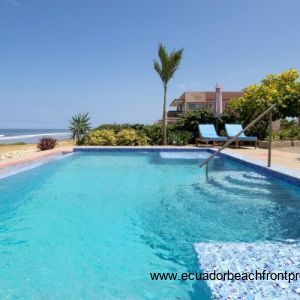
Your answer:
143,124 -> 163,145
178,108 -> 215,142
116,129 -> 136,145
272,128 -> 300,140
84,129 -> 117,145
167,130 -> 191,145
94,123 -> 145,133
37,137 -> 57,151
142,124 -> 192,145
280,119 -> 298,130
88,122 -> 196,146
218,108 -> 239,132
135,132 -> 149,145
272,120 -> 300,140
83,129 -> 149,146
116,129 -> 148,145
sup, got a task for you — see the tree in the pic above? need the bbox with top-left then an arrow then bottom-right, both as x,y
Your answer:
154,43 -> 184,145
228,69 -> 300,139
69,113 -> 91,145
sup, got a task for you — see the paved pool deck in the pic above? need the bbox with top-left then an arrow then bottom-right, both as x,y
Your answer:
0,146 -> 73,169
223,147 -> 300,179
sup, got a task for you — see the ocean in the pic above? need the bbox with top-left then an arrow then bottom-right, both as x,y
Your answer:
0,129 -> 70,144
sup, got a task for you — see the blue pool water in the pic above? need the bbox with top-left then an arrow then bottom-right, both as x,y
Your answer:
0,151 -> 299,299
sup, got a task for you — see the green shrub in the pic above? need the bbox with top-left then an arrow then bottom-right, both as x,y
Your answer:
143,124 -> 163,145
143,124 -> 190,145
218,108 -> 239,132
94,123 -> 145,133
272,127 -> 300,140
167,130 -> 191,145
272,119 -> 300,140
84,129 -> 149,146
116,129 -> 148,146
178,108 -> 215,142
116,129 -> 136,145
135,132 -> 149,145
280,119 -> 298,130
84,129 -> 117,145
93,122 -> 195,145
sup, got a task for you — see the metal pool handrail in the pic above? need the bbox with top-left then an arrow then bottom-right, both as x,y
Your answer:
199,104 -> 276,168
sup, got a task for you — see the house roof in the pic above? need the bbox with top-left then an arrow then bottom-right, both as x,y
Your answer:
170,98 -> 184,107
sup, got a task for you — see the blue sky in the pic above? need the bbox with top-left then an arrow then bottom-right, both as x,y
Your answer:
0,0 -> 299,128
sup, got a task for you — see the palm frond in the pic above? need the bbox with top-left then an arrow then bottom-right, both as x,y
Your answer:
153,60 -> 162,80
69,112 -> 91,143
153,43 -> 184,86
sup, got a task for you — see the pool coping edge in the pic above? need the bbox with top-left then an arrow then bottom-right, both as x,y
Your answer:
0,146 -> 299,185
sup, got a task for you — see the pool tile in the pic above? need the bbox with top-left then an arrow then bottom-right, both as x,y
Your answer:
194,241 -> 300,299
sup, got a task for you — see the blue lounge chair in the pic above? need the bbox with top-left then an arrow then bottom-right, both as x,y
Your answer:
225,124 -> 258,148
197,124 -> 227,146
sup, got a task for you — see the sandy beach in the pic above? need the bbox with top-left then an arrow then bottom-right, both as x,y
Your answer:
0,140 -> 75,163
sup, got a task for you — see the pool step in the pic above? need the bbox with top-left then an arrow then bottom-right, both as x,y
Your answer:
205,171 -> 271,195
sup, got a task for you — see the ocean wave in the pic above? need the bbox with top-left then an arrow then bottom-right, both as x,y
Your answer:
0,132 -> 69,140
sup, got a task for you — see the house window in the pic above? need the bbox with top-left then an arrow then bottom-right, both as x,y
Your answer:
188,103 -> 206,111
188,102 -> 215,111
177,104 -> 183,112
207,103 -> 215,110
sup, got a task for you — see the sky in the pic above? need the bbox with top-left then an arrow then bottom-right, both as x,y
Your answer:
0,0 -> 300,128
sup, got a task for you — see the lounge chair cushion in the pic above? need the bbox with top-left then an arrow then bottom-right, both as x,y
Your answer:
225,124 -> 257,141
198,124 -> 227,141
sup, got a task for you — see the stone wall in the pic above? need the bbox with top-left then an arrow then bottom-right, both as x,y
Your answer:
259,140 -> 300,148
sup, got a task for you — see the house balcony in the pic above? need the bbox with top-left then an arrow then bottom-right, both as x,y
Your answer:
167,111 -> 183,118
166,111 -> 184,124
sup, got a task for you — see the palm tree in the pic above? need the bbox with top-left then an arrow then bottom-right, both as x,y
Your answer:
154,43 -> 184,145
69,113 -> 91,145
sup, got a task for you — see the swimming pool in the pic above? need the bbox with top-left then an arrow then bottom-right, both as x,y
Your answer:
0,150 -> 299,299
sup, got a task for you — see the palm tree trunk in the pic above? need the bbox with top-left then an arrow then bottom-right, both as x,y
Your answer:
163,85 -> 167,145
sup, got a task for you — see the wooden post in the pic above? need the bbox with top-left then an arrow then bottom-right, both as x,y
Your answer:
268,112 -> 272,167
